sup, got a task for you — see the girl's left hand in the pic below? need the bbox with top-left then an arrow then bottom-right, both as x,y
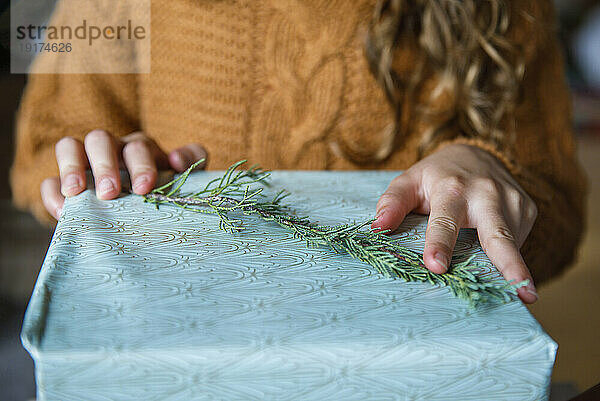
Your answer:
373,143 -> 539,304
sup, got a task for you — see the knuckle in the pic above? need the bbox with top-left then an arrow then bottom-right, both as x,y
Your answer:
123,139 -> 149,155
93,162 -> 117,175
506,187 -> 522,204
55,136 -> 79,150
396,171 -> 414,186
475,177 -> 500,195
124,131 -> 148,143
515,191 -> 537,222
486,226 -> 516,246
85,129 -> 111,144
376,192 -> 397,209
59,162 -> 82,173
385,175 -> 405,192
526,200 -> 538,222
441,176 -> 467,197
429,215 -> 459,236
420,164 -> 438,179
130,165 -> 156,176
522,191 -> 535,208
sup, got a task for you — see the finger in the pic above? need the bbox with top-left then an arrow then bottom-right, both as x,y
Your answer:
120,131 -> 169,169
84,130 -> 121,200
476,208 -> 537,304
372,173 -> 420,232
122,140 -> 158,195
55,137 -> 88,197
40,177 -> 65,220
168,144 -> 208,173
501,187 -> 538,248
423,188 -> 467,274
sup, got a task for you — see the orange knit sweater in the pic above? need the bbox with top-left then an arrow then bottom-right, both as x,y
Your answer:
11,0 -> 587,284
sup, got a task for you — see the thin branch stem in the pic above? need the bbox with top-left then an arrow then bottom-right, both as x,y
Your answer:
142,159 -> 527,307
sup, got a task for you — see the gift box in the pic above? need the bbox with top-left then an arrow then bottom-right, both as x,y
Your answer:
22,171 -> 556,400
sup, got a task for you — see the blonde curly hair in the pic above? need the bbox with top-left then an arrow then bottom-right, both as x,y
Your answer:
365,0 -> 526,158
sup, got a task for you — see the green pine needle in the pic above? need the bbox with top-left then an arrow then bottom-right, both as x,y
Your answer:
143,159 -> 527,307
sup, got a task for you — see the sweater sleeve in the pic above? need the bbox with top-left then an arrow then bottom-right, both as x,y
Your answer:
431,22 -> 588,285
9,4 -> 141,224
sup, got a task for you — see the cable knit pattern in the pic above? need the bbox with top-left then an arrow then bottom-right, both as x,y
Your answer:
250,0 -> 360,168
10,0 -> 587,285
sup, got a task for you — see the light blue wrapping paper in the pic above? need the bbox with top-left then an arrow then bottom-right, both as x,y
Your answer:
22,171 -> 557,400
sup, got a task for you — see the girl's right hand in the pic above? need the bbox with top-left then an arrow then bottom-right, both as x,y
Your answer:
41,130 -> 208,220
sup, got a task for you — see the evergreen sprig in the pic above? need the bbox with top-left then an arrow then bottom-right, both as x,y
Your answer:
143,159 -> 527,307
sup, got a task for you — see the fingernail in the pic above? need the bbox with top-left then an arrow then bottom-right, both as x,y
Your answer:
97,177 -> 115,195
524,282 -> 538,300
372,210 -> 385,230
433,253 -> 448,272
63,174 -> 81,194
133,175 -> 149,193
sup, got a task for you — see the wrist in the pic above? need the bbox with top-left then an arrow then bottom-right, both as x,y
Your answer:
427,137 -> 520,178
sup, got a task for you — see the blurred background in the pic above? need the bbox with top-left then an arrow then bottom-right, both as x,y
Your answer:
0,1 -> 598,400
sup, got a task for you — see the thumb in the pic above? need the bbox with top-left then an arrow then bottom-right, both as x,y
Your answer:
372,173 -> 419,233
